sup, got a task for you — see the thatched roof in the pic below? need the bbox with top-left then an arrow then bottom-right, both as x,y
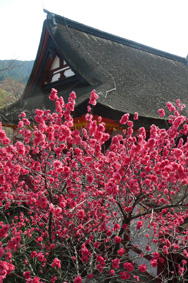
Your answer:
1,10 -> 188,128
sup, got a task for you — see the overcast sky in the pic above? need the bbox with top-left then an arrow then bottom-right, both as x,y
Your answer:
1,0 -> 188,60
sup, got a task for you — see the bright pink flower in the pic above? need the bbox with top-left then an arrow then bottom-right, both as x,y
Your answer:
127,120 -> 133,127
89,90 -> 98,105
94,241 -> 100,249
73,275 -> 82,283
31,251 -> 37,259
86,173 -> 94,184
173,148 -> 183,158
167,102 -> 176,112
139,264 -> 147,273
109,269 -> 115,276
182,260 -> 187,266
113,172 -> 121,182
176,99 -> 181,107
134,275 -> 140,281
137,221 -> 143,230
70,91 -> 76,99
134,112 -> 138,120
106,230 -> 112,236
146,245 -> 151,251
32,277 -> 41,283
120,113 -> 129,125
152,252 -> 160,259
0,130 -> 6,141
97,264 -> 103,272
158,108 -> 165,117
21,111 -> 26,117
165,239 -> 171,248
77,209 -> 86,219
119,271 -> 130,279
37,252 -> 45,262
39,197 -> 48,208
114,223 -> 120,231
23,271 -> 31,279
51,258 -> 61,268
96,255 -> 105,266
123,262 -> 134,272
122,224 -> 128,229
114,236 -> 121,244
112,258 -> 120,269
49,88 -> 58,100
0,261 -> 14,280
117,248 -> 125,257
150,259 -> 158,267
18,121 -> 24,128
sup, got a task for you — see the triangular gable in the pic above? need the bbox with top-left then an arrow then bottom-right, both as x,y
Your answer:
42,53 -> 75,85
23,24 -> 90,100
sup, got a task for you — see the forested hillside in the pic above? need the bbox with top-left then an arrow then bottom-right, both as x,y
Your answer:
0,60 -> 34,107
0,60 -> 34,84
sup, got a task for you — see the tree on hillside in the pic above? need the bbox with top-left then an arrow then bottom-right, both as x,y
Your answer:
0,78 -> 25,100
0,78 -> 25,108
0,60 -> 34,84
0,89 -> 188,282
0,59 -> 21,73
0,59 -> 30,108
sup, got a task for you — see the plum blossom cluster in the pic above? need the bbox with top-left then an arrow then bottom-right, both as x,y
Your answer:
0,89 -> 188,282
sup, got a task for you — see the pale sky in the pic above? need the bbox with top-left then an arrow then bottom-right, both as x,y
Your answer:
1,0 -> 188,60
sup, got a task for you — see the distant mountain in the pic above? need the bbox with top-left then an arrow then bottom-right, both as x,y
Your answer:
0,60 -> 34,108
0,60 -> 34,84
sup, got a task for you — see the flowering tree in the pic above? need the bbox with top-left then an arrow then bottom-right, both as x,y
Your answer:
0,89 -> 188,282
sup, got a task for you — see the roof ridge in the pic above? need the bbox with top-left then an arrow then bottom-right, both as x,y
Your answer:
44,9 -> 186,64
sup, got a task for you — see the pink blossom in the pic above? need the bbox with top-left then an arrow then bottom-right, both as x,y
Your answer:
167,102 -> 176,112
173,148 -> 183,158
117,248 -> 125,257
112,258 -> 120,269
114,236 -> 121,244
77,209 -> 86,219
73,275 -> 82,283
163,245 -> 169,255
94,242 -> 100,249
139,264 -> 147,273
89,90 -> 98,105
31,251 -> 37,259
134,112 -> 138,120
86,173 -> 94,184
150,259 -> 158,267
49,88 -> 58,100
18,121 -> 24,128
70,91 -> 76,99
158,108 -> 165,117
1,88 -> 188,282
97,264 -> 103,272
109,269 -> 115,276
114,223 -> 120,231
137,221 -> 143,230
122,224 -> 128,229
119,271 -> 131,279
51,258 -> 61,268
123,262 -> 134,272
120,113 -> 129,125
23,271 -> 31,279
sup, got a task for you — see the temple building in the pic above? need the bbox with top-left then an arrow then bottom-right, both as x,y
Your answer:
1,10 -> 188,132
